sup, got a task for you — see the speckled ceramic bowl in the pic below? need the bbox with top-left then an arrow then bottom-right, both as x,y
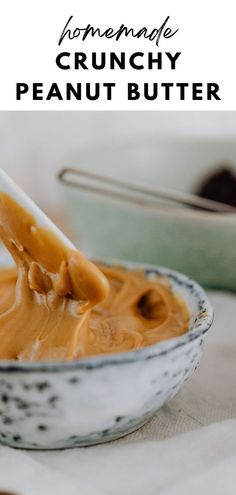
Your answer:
0,260 -> 213,450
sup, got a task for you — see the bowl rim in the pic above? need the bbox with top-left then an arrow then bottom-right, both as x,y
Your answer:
0,259 -> 214,373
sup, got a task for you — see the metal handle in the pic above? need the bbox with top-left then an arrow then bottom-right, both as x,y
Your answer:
58,167 -> 236,214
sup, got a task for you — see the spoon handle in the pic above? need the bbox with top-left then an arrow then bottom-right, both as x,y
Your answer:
0,169 -> 75,249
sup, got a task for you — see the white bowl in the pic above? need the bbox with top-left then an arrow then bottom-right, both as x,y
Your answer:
0,260 -> 213,450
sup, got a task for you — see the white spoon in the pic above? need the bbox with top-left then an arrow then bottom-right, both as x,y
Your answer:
0,168 -> 75,250
0,168 -> 109,307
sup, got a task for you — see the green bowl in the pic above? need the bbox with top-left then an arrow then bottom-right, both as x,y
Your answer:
59,138 -> 236,291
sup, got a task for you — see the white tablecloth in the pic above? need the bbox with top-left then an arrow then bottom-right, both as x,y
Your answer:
0,291 -> 235,495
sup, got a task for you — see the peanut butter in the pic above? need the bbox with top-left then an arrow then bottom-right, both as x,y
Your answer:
0,193 -> 109,360
87,265 -> 189,356
0,193 -> 189,361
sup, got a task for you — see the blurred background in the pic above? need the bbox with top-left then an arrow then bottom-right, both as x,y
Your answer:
0,111 -> 235,290
1,111 -> 236,207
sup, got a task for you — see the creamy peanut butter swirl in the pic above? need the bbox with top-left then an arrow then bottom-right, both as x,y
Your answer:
88,265 -> 190,356
0,193 -> 189,361
0,193 -> 109,361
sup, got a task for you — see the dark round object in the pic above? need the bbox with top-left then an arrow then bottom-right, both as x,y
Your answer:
197,166 -> 236,207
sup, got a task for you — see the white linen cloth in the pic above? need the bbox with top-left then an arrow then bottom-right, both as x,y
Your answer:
0,291 -> 235,495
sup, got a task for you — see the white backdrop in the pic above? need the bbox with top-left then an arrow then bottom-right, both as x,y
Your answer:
0,111 -> 235,207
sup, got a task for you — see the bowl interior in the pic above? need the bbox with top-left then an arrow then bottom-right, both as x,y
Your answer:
0,259 -> 213,371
